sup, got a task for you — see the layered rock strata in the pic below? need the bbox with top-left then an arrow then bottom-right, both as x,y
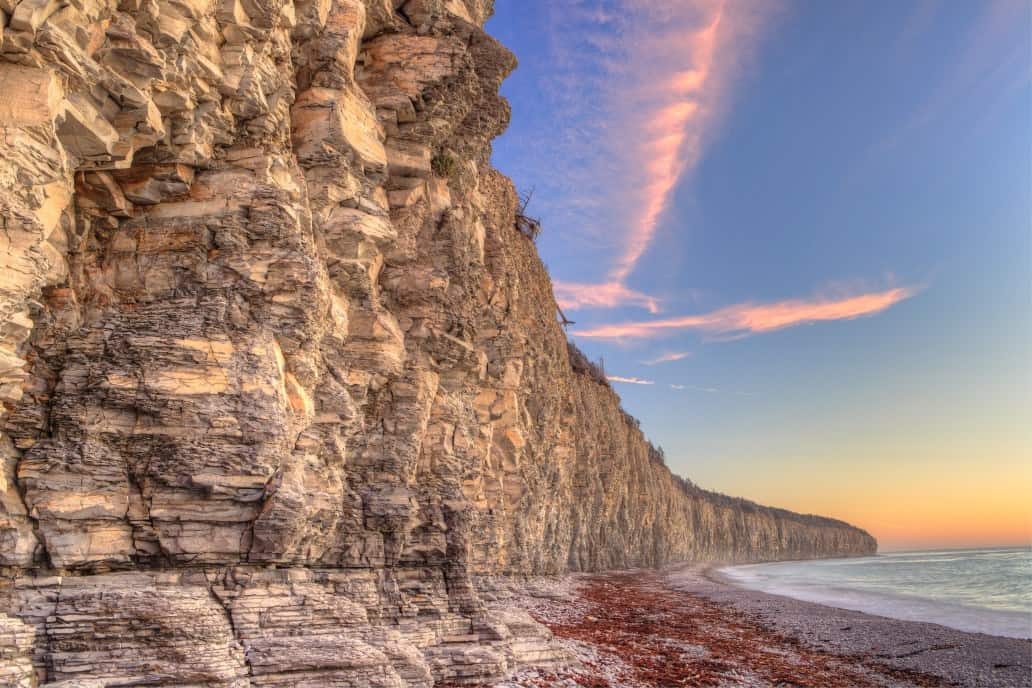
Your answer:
0,0 -> 875,684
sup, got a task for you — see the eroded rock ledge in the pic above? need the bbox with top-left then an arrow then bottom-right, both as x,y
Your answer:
0,0 -> 874,684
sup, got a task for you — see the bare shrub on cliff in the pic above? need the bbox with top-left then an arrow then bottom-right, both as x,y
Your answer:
515,188 -> 542,241
567,341 -> 609,388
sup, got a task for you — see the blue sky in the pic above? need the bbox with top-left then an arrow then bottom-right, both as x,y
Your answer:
487,0 -> 1030,550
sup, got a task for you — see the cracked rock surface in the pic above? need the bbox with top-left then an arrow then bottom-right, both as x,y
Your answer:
0,0 -> 875,684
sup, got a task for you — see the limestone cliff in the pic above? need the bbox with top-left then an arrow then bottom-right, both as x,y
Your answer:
0,0 -> 874,684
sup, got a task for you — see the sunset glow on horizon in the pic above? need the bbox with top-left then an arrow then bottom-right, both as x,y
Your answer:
490,0 -> 1031,552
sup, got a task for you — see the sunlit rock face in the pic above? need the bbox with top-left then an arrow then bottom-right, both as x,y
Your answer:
0,0 -> 875,683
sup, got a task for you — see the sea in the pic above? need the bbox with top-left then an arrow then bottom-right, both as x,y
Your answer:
721,547 -> 1032,639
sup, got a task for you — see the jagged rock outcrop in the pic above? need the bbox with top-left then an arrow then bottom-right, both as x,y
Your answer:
0,0 -> 875,684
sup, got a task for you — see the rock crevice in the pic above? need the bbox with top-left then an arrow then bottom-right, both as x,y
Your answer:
0,0 -> 874,683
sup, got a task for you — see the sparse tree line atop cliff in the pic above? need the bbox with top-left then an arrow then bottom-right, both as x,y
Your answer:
680,482 -> 858,529
565,342 -> 862,533
656,435 -> 859,529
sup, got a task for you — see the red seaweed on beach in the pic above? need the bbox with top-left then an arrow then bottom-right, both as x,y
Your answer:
511,572 -> 949,688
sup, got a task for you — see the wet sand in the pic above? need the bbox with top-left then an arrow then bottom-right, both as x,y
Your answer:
487,565 -> 1032,688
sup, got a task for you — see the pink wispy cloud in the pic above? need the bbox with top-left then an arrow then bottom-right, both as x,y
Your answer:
609,3 -> 725,283
574,286 -> 916,340
607,375 -> 656,385
545,0 -> 780,311
643,351 -> 694,365
555,280 -> 660,314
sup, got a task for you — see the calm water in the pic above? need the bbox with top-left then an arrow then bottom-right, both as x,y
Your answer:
722,547 -> 1032,639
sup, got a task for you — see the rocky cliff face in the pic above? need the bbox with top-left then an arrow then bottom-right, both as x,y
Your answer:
0,0 -> 875,684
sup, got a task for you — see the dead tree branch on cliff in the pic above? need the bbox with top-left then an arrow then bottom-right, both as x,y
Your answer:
557,302 -> 575,327
515,188 -> 542,241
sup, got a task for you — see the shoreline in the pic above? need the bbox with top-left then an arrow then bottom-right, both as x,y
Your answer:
678,563 -> 1032,687
708,557 -> 1032,641
484,565 -> 1032,688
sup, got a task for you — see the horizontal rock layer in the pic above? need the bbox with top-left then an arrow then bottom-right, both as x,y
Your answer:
0,0 -> 875,684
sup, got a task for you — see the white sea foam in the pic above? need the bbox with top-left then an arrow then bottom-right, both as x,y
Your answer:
721,547 -> 1032,639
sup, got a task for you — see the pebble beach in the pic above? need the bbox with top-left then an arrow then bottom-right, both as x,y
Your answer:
483,566 -> 1032,688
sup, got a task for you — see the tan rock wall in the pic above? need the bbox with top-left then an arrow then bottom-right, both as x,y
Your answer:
0,0 -> 874,683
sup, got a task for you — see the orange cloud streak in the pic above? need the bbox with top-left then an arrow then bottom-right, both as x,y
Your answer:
574,286 -> 915,340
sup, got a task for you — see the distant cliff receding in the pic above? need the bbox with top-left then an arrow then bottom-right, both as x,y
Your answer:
0,0 -> 872,684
